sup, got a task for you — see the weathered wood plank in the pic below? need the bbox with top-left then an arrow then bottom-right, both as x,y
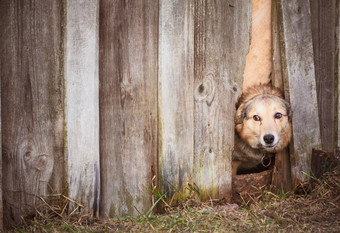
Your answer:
310,0 -> 336,151
280,0 -> 322,183
99,0 -> 158,217
272,1 -> 284,92
0,61 -> 2,230
338,1 -> 340,149
158,0 -> 194,203
194,0 -> 251,201
271,0 -> 293,191
0,0 -> 64,226
242,0 -> 271,90
64,0 -> 100,216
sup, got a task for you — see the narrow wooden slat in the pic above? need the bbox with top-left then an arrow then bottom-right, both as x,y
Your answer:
194,0 -> 251,201
280,0 -> 322,183
337,1 -> 340,149
99,0 -> 158,217
64,0 -> 100,216
158,0 -> 194,203
310,0 -> 336,151
272,1 -> 284,92
271,0 -> 292,191
0,61 -> 2,230
0,0 -> 64,226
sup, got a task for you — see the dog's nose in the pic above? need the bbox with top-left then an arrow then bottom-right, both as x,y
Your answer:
263,134 -> 275,144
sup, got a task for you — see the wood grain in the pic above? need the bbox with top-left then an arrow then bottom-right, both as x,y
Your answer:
280,0 -> 322,183
158,0 -> 194,203
64,0 -> 100,216
194,0 -> 251,201
99,0 -> 158,218
0,0 -> 64,226
272,1 -> 284,92
0,57 -> 2,230
338,1 -> 340,149
271,0 -> 292,191
310,0 -> 336,151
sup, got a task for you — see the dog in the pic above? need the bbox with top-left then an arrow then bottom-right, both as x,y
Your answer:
232,84 -> 292,175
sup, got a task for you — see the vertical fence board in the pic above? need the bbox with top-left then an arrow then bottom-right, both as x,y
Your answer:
0,63 -> 2,229
99,0 -> 158,217
338,2 -> 340,148
310,0 -> 336,151
194,0 -> 251,201
65,0 -> 99,215
0,0 -> 64,226
272,0 -> 284,92
271,1 -> 293,191
280,0 -> 321,183
158,0 -> 194,202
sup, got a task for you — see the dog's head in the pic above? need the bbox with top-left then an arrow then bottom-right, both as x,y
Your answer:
235,85 -> 292,153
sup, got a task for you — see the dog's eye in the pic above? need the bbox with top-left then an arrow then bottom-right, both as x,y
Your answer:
253,115 -> 261,121
274,113 -> 282,119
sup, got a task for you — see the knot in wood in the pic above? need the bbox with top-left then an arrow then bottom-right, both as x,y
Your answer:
232,85 -> 238,93
120,82 -> 134,108
24,151 -> 49,171
35,154 -> 48,171
24,151 -> 32,159
194,73 -> 215,105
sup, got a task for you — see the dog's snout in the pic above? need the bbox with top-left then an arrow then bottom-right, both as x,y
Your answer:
263,134 -> 275,144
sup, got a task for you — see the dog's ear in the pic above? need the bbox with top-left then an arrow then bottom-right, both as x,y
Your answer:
283,99 -> 292,122
235,93 -> 246,125
235,103 -> 247,125
235,92 -> 245,110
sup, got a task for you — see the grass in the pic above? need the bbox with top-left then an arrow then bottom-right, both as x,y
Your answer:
9,165 -> 340,232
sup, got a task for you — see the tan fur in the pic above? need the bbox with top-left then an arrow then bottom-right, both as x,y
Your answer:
232,84 -> 292,175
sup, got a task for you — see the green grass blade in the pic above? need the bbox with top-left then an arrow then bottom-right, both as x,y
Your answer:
146,192 -> 168,217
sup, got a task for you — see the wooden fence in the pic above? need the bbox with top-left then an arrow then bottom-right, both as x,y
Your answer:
0,0 -> 339,229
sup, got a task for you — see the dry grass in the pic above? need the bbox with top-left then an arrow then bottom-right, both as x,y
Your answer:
10,165 -> 340,232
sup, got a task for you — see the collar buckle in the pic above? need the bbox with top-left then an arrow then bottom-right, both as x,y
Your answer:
261,154 -> 272,167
